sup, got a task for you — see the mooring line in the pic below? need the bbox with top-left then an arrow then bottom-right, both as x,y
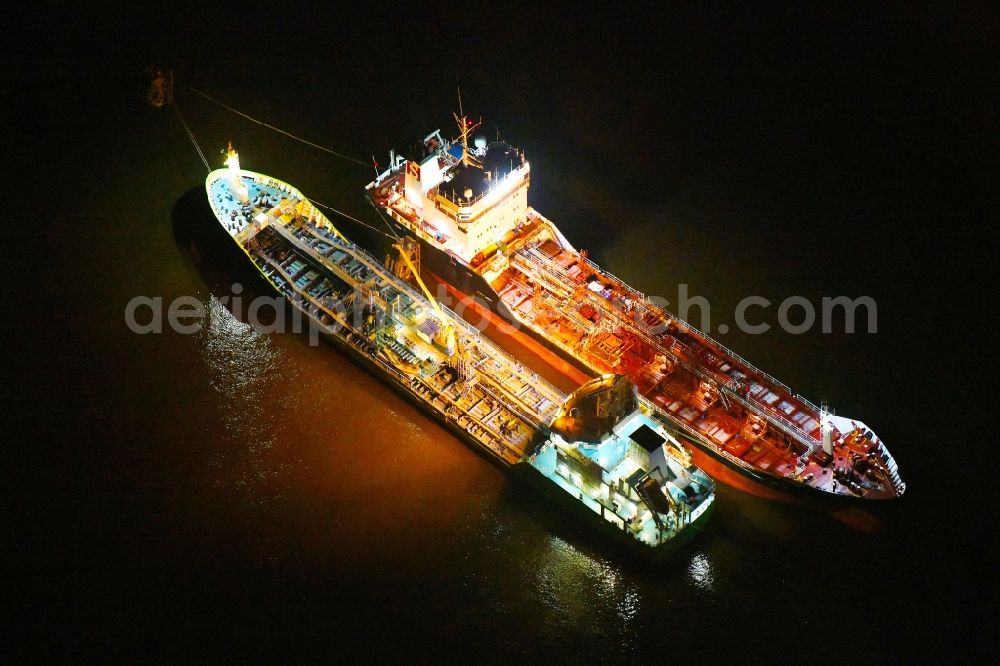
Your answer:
308,198 -> 396,240
190,87 -> 369,167
172,100 -> 210,171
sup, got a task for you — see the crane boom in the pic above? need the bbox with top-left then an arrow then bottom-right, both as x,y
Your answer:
394,242 -> 457,356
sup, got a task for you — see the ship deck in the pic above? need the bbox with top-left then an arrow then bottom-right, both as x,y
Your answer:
482,211 -> 904,499
207,170 -> 565,465
526,408 -> 714,547
364,133 -> 902,500
208,167 -> 716,549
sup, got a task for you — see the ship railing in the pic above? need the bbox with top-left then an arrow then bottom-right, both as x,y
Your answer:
512,245 -> 782,433
722,389 -> 819,452
640,295 -> 813,412
353,323 -> 537,463
474,373 -> 551,432
312,221 -> 567,412
524,211 -> 842,456
273,263 -> 421,398
588,286 -> 732,392
874,442 -> 906,494
579,283 -> 820,448
574,252 -> 814,411
524,246 -> 586,290
453,338 -> 564,412
630,282 -> 819,420
273,223 -> 394,313
385,206 -> 432,238
639,396 -> 765,474
375,351 -> 536,466
409,373 -> 514,454
578,256 -> 644,300
436,163 -> 528,209
509,252 -> 575,300
528,244 -> 587,284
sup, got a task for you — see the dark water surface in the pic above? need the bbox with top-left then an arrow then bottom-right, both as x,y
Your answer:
11,6 -> 993,662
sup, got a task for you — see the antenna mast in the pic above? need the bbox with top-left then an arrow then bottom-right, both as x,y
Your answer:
453,78 -> 482,168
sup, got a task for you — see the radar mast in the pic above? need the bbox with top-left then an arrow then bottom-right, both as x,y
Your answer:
453,82 -> 482,168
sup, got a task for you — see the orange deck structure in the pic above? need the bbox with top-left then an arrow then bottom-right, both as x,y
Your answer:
478,224 -> 904,499
366,116 -> 905,500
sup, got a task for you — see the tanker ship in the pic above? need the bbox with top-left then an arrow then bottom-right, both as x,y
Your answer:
365,112 -> 906,500
203,145 -> 715,557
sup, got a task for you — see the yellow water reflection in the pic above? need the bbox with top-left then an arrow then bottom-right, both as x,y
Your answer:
535,535 -> 641,626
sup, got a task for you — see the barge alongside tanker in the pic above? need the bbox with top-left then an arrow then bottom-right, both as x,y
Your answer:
205,146 -> 715,557
366,111 -> 905,500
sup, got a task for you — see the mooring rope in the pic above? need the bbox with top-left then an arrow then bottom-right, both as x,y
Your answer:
175,86 -> 393,240
172,100 -> 210,171
367,198 -> 402,241
190,87 -> 369,167
308,198 -> 396,240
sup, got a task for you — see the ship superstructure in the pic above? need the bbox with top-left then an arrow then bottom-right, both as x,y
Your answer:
366,114 -> 905,500
205,147 -> 714,555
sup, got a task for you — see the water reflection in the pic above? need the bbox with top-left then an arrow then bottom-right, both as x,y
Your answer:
535,535 -> 640,629
196,295 -> 297,499
687,552 -> 716,594
200,295 -> 279,401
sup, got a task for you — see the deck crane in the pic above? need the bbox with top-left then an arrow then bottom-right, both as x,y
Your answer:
392,242 -> 457,357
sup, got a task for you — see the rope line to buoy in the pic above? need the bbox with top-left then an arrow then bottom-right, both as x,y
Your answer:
174,86 -> 392,240
172,101 -> 210,171
190,87 -> 369,167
